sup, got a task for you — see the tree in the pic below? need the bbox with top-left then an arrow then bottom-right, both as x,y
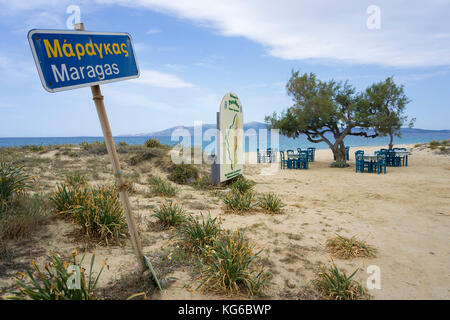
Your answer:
365,77 -> 413,149
265,71 -> 379,163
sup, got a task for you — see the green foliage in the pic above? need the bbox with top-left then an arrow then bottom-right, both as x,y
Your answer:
148,176 -> 178,197
198,229 -> 271,296
11,251 -> 105,300
69,185 -> 127,244
152,201 -> 185,228
365,77 -> 413,145
179,213 -> 222,252
223,190 -> 255,212
258,193 -> 284,214
80,141 -> 107,155
230,176 -> 254,194
0,162 -> 34,206
50,184 -> 127,244
169,163 -> 199,185
145,138 -> 162,149
314,260 -> 369,300
0,193 -> 49,240
49,183 -> 90,216
265,71 -> 411,162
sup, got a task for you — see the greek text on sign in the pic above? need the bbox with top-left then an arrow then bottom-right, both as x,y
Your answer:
28,29 -> 139,92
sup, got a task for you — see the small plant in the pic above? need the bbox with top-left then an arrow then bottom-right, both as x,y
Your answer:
314,260 -> 369,300
0,193 -> 49,240
80,141 -> 107,155
326,235 -> 377,259
223,190 -> 255,212
0,162 -> 34,206
258,193 -> 284,214
148,176 -> 178,197
49,183 -> 90,216
64,171 -> 88,187
152,201 -> 185,228
198,229 -> 272,296
145,138 -> 162,148
230,176 -> 254,194
179,213 -> 222,251
169,163 -> 199,185
117,141 -> 128,147
11,251 -> 106,300
429,140 -> 440,149
70,186 -> 128,244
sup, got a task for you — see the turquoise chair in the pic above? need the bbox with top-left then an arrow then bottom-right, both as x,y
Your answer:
375,153 -> 387,174
279,151 -> 288,169
296,151 -> 309,169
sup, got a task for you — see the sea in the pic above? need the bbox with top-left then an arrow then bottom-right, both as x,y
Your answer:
1,129 -> 449,153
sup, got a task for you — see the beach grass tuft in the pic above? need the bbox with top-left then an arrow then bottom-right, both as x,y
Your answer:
152,200 -> 185,228
314,259 -> 370,300
198,228 -> 272,296
326,234 -> 377,259
10,251 -> 106,300
258,193 -> 284,214
148,176 -> 178,197
179,213 -> 222,252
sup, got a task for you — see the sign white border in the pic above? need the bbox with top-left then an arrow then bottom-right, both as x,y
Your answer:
28,29 -> 140,93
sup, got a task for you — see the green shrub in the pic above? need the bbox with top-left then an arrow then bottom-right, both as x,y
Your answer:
0,193 -> 49,240
117,141 -> 128,147
230,176 -> 254,194
70,185 -> 127,244
11,251 -> 105,300
152,201 -> 185,228
179,213 -> 222,252
50,184 -> 127,244
198,229 -> 271,296
429,140 -> 440,147
223,190 -> 255,212
169,163 -> 199,185
314,260 -> 369,300
148,176 -> 178,197
0,162 -> 34,206
49,184 -> 90,216
80,141 -> 107,155
145,138 -> 162,149
258,193 -> 284,214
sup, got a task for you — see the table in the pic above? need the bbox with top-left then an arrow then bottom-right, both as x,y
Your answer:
363,154 -> 378,173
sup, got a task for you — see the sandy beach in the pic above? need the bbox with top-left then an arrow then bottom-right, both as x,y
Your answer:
0,143 -> 449,300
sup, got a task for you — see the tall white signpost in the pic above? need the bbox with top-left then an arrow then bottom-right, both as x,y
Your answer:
212,92 -> 244,185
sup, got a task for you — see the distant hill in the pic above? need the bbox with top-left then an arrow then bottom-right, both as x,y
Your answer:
121,122 -> 449,137
123,121 -> 269,137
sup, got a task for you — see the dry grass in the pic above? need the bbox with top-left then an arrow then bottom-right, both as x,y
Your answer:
325,234 -> 377,259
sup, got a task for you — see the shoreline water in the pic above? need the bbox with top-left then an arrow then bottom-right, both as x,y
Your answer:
1,131 -> 449,151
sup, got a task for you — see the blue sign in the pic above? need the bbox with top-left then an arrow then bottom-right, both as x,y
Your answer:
28,29 -> 139,92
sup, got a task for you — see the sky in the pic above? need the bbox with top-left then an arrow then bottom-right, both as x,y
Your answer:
0,0 -> 449,137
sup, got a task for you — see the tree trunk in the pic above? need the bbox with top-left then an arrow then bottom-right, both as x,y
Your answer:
332,142 -> 347,163
388,129 -> 394,149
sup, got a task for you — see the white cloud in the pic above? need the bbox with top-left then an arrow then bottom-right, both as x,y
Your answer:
132,69 -> 194,88
146,28 -> 161,35
95,0 -> 450,68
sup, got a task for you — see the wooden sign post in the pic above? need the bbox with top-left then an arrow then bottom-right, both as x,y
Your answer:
74,23 -> 146,272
